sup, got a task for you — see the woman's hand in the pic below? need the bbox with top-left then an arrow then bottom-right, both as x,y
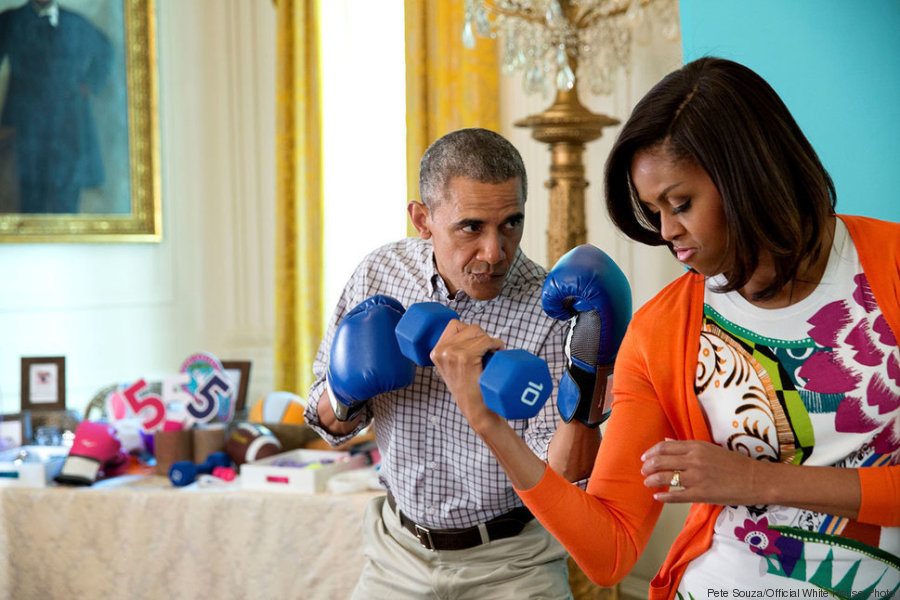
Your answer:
431,319 -> 548,489
640,439 -> 861,518
641,439 -> 766,506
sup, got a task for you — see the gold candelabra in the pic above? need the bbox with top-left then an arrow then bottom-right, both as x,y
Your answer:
464,0 -> 679,266
514,66 -> 619,266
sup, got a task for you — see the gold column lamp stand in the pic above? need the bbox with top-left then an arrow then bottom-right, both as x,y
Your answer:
464,0 -> 679,267
514,75 -> 618,266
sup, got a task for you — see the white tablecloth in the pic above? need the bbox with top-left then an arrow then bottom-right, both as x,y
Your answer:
0,476 -> 381,600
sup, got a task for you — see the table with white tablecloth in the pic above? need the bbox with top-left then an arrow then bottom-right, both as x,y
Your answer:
0,476 -> 382,600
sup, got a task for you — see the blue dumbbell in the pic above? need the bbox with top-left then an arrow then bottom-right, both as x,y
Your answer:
169,451 -> 232,487
395,303 -> 553,420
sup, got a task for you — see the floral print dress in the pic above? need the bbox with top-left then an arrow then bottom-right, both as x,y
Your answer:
677,221 -> 900,599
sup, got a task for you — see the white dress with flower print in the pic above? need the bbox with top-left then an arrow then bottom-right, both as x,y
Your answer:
677,221 -> 900,599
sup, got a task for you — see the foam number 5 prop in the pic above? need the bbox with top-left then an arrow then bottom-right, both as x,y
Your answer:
161,374 -> 193,429
122,379 -> 166,432
192,372 -> 233,423
106,388 -> 130,421
180,352 -> 236,424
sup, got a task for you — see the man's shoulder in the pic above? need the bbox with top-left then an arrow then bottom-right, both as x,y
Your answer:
346,237 -> 432,295
0,4 -> 26,21
358,237 -> 430,266
59,6 -> 94,22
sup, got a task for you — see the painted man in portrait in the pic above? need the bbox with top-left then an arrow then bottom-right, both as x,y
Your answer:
0,0 -> 112,213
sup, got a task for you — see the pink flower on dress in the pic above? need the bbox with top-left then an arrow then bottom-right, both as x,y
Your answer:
735,517 -> 781,556
803,274 -> 900,454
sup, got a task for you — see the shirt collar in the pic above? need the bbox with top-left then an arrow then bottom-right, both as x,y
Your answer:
33,1 -> 59,27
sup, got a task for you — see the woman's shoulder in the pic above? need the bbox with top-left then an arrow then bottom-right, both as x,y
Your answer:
839,214 -> 900,270
631,270 -> 705,325
839,214 -> 900,243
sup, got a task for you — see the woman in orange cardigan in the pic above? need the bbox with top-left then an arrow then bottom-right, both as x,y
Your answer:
431,57 -> 900,599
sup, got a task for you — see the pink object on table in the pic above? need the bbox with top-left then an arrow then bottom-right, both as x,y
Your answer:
212,466 -> 236,482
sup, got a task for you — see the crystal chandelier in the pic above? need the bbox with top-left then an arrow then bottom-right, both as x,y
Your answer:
463,0 -> 680,97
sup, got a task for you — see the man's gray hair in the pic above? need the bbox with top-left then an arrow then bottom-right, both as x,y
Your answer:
418,128 -> 527,209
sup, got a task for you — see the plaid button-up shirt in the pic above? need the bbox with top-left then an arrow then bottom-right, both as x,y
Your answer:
305,237 -> 565,529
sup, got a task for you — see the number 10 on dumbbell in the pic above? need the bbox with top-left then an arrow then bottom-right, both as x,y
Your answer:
395,303 -> 553,420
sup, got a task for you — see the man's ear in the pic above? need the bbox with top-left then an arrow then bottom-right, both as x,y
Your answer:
407,201 -> 432,239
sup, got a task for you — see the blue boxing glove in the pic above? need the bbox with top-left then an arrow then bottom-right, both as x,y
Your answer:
541,245 -> 632,427
326,295 -> 417,421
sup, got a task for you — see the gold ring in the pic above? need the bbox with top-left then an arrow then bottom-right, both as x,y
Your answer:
669,470 -> 681,488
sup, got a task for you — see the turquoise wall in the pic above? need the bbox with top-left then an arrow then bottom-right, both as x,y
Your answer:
679,0 -> 900,222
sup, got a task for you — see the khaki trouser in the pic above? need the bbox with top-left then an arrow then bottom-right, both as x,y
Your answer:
351,495 -> 573,600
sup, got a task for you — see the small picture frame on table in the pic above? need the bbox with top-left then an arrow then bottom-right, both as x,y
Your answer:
0,412 -> 33,451
20,356 -> 66,412
222,360 -> 252,412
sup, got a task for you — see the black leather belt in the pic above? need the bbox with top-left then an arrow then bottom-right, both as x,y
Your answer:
386,492 -> 533,551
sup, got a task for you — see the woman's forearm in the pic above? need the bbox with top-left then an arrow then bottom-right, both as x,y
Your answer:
470,416 -> 548,490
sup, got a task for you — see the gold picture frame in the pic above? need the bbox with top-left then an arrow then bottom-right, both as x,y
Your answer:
0,0 -> 160,242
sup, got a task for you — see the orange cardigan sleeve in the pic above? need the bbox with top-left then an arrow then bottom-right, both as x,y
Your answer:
514,363 -> 672,586
841,215 -> 900,527
515,275 -> 700,588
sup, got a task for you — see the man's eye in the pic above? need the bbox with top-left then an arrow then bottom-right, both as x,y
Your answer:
503,217 -> 523,230
461,224 -> 479,233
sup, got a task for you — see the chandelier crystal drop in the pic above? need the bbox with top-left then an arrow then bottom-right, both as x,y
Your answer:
463,0 -> 680,97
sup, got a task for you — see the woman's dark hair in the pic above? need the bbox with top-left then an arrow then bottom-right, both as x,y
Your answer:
604,57 -> 836,300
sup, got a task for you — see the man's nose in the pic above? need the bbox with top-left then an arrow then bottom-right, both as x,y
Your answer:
478,231 -> 504,264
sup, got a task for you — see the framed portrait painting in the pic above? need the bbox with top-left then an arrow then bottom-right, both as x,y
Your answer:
0,0 -> 160,242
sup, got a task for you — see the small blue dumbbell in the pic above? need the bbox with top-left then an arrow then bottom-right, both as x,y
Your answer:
395,303 -> 553,420
169,451 -> 232,487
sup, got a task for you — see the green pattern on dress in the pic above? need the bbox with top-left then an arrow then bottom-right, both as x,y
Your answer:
758,527 -> 900,599
702,306 -> 816,463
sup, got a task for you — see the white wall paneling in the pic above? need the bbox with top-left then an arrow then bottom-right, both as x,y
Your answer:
158,0 -> 277,405
0,1 -> 278,414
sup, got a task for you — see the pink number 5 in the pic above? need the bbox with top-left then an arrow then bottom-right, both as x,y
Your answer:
123,379 -> 166,432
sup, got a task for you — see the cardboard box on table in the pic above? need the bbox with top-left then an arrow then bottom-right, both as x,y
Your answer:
240,448 -> 369,493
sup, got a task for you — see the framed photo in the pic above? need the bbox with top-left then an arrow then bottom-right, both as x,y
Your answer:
20,356 -> 66,412
0,412 -> 32,450
222,360 -> 252,412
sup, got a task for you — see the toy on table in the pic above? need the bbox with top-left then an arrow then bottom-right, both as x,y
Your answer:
169,451 -> 232,487
225,423 -> 282,466
212,466 -> 236,482
55,421 -> 129,486
248,391 -> 305,425
180,352 -> 236,424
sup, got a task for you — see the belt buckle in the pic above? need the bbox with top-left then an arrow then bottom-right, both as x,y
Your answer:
414,523 -> 435,551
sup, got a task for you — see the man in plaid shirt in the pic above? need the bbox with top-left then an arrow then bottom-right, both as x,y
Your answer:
304,128 -> 600,599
